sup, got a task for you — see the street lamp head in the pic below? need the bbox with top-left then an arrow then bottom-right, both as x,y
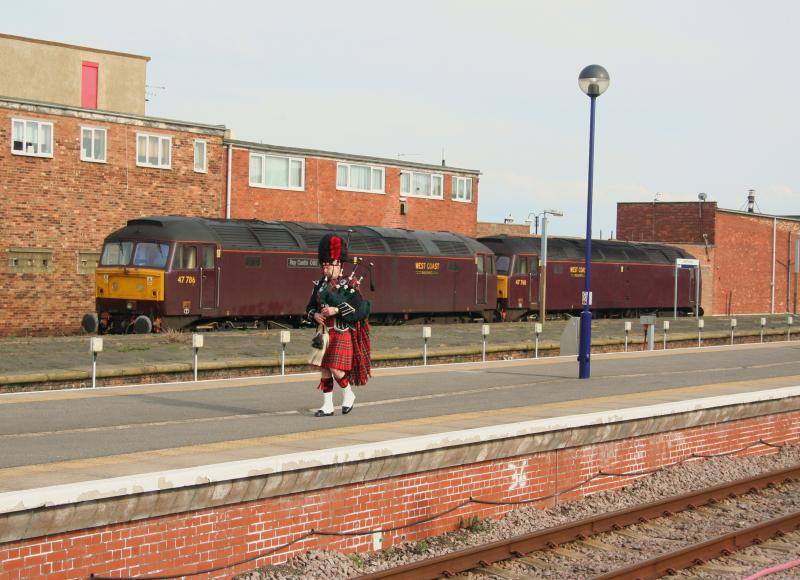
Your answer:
544,209 -> 563,217
578,65 -> 610,97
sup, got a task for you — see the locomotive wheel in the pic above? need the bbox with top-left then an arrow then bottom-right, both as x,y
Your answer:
133,315 -> 153,334
81,313 -> 98,334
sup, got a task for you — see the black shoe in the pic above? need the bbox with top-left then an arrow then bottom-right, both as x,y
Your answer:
314,409 -> 333,417
342,405 -> 353,415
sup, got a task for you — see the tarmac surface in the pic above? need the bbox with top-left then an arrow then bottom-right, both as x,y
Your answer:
0,314 -> 797,382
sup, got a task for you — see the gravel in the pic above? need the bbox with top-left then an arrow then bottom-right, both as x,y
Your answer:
237,445 -> 800,579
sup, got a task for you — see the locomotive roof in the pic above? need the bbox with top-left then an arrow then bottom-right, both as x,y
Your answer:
107,216 -> 492,258
477,235 -> 694,265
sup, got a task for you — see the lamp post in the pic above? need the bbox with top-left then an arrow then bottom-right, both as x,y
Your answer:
538,209 -> 563,326
577,64 -> 610,379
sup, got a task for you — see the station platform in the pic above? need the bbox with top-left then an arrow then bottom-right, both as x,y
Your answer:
2,341 -> 800,578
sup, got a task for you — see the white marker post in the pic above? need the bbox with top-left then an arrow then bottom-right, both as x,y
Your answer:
624,321 -> 631,352
730,318 -> 737,345
760,317 -> 767,343
280,331 -> 291,376
534,322 -> 542,358
90,337 -> 103,389
192,333 -> 204,381
788,316 -> 794,342
698,319 -> 704,347
481,324 -> 490,362
422,326 -> 431,366
662,320 -> 670,350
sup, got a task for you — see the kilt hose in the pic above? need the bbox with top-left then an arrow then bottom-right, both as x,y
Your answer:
321,327 -> 353,371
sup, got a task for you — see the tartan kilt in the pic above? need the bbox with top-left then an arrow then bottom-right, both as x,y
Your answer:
321,327 -> 353,371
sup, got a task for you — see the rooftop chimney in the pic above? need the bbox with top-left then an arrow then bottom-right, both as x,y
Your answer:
747,189 -> 755,213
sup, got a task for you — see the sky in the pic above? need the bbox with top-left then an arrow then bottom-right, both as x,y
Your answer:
5,1 -> 798,238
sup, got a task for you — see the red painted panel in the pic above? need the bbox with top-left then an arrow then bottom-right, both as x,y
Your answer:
81,61 -> 99,109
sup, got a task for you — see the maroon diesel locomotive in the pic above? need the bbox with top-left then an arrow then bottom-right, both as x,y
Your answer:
82,216 -> 498,333
478,235 -> 701,322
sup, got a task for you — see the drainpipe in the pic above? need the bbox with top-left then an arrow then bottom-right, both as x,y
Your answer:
225,143 -> 232,219
771,217 -> 776,314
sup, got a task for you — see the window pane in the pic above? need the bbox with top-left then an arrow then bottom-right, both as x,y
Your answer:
133,242 -> 169,268
161,138 -> 170,167
350,165 -> 371,190
147,136 -> 159,165
337,164 -> 348,187
203,247 -> 214,268
101,241 -> 134,265
465,178 -> 472,200
194,141 -> 206,171
372,168 -> 383,191
432,175 -> 442,197
266,156 -> 289,187
414,173 -> 430,196
250,155 -> 263,184
12,121 -> 24,151
26,122 -> 37,154
451,176 -> 457,199
137,135 -> 147,164
290,159 -> 303,187
400,172 -> 410,194
82,129 -> 92,159
95,130 -> 105,160
40,124 -> 52,154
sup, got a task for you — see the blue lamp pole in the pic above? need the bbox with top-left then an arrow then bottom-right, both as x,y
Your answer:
577,65 -> 610,379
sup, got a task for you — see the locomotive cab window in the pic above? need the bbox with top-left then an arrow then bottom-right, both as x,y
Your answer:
174,245 -> 197,269
202,247 -> 215,269
100,241 -> 133,265
133,242 -> 169,268
495,256 -> 510,274
512,256 -> 529,275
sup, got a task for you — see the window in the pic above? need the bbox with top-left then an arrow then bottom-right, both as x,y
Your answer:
133,242 -> 169,268
245,255 -> 262,268
174,245 -> 197,269
336,163 -> 384,193
202,247 -> 215,268
81,127 -> 107,163
249,153 -> 304,189
452,176 -> 473,202
136,133 -> 171,169
81,61 -> 99,109
194,140 -> 207,173
100,241 -> 133,265
495,255 -> 510,274
512,256 -> 529,275
8,248 -> 53,274
400,171 -> 443,199
11,119 -> 53,157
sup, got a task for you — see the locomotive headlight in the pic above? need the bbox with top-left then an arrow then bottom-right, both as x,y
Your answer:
126,301 -> 135,310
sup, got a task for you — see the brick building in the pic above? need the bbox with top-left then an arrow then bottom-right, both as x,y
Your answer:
617,201 -> 800,315
0,34 -> 481,336
227,140 -> 480,235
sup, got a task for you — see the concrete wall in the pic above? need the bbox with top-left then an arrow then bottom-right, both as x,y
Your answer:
0,99 -> 226,336
0,34 -> 148,115
229,146 -> 480,236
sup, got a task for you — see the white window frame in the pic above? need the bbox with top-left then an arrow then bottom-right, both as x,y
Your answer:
80,126 -> 107,163
452,176 -> 474,202
248,153 -> 305,190
136,132 -> 172,169
11,118 -> 54,158
336,162 -> 385,194
400,170 -> 443,200
193,139 -> 207,173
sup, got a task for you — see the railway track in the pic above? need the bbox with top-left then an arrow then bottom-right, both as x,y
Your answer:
356,465 -> 800,580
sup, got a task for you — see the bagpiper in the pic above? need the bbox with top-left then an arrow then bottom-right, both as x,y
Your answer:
306,233 -> 372,416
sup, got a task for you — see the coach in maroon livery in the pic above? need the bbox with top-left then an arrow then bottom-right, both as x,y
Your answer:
306,234 -> 371,417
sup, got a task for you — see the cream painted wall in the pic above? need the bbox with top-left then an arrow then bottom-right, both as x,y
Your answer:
0,35 -> 147,115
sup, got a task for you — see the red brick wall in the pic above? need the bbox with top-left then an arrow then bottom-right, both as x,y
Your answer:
0,104 -> 226,336
229,149 -> 479,236
616,202 -> 717,244
2,411 -> 797,579
475,222 -> 532,237
715,212 -> 800,315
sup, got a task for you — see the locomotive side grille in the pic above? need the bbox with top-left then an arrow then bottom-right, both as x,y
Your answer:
432,240 -> 470,256
208,225 -> 260,249
350,236 -> 388,253
300,232 -> 326,251
385,238 -> 424,254
249,227 -> 300,250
